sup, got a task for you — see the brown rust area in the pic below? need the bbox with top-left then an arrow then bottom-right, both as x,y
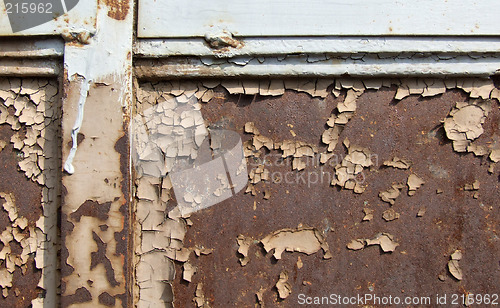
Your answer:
102,0 -> 130,20
59,210 -> 75,281
0,252 -> 41,308
114,129 -> 131,307
70,199 -> 112,222
0,126 -> 43,222
172,85 -> 500,306
99,291 -> 117,306
91,231 -> 120,287
64,287 -> 92,304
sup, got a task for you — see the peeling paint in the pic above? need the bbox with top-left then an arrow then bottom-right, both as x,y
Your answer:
0,77 -> 60,306
347,233 -> 399,253
260,226 -> 332,260
132,78 -> 500,306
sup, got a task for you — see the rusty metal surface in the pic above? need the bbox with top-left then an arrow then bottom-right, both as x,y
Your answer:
0,125 -> 43,307
171,85 -> 499,307
0,77 -> 62,307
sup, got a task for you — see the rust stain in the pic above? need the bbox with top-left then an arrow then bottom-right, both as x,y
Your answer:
102,0 -> 130,21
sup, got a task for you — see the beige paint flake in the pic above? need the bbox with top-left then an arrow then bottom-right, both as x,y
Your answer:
379,183 -> 405,205
422,79 -> 446,97
296,256 -> 303,269
363,79 -> 383,90
448,250 -> 463,281
331,139 -> 372,193
320,86 -> 363,156
193,246 -> 213,257
464,180 -> 480,191
488,163 -> 496,174
489,148 -> 500,163
407,174 -> 425,196
467,143 -> 489,157
347,233 -> 399,253
245,184 -> 257,196
221,80 -> 244,95
394,78 -> 498,102
0,193 -> 18,222
255,286 -> 265,307
275,271 -> 292,299
417,207 -> 426,217
183,263 -> 197,282
383,157 -> 412,169
253,135 -> 274,151
322,126 -> 342,152
362,208 -> 374,221
0,79 -> 59,190
261,226 -> 332,260
0,268 -> 12,290
366,233 -> 399,252
382,208 -> 400,221
346,239 -> 365,251
278,140 -> 317,159
443,100 -> 492,152
193,283 -> 211,308
244,122 -> 260,135
292,157 -> 307,171
237,234 -> 254,266
249,165 -> 270,184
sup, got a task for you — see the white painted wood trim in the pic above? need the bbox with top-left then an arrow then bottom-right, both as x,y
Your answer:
138,0 -> 500,37
135,37 -> 500,58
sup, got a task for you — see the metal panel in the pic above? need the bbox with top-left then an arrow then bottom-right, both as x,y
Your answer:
138,0 -> 500,37
133,79 -> 500,307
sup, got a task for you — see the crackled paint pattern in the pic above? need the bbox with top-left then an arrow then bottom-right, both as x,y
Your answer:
0,77 -> 60,307
132,77 -> 499,307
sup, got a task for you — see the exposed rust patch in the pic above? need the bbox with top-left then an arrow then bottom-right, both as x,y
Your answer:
60,211 -> 75,287
91,232 -> 119,287
102,0 -> 130,20
70,199 -> 112,222
63,287 -> 92,305
114,130 -> 131,307
98,291 -> 117,306
0,126 -> 43,223
171,84 -> 499,306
